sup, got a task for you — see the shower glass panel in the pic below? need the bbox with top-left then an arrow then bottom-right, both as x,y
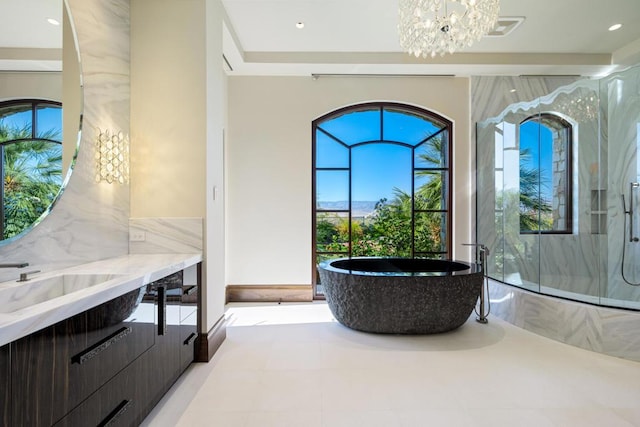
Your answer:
477,65 -> 640,310
506,106 -> 541,293
537,82 -> 601,303
478,104 -> 542,292
476,121 -> 504,281
602,69 -> 640,308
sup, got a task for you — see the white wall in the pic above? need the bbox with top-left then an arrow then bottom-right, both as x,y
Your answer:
130,0 -> 206,218
131,0 -> 227,332
227,76 -> 472,286
0,73 -> 60,101
204,0 -> 227,330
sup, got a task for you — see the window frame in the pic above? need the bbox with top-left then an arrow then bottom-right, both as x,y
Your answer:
518,112 -> 573,235
312,102 -> 453,298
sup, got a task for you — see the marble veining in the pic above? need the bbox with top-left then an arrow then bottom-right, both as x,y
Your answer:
129,218 -> 203,254
602,68 -> 640,303
474,72 -> 640,360
474,74 -> 640,303
489,279 -> 640,362
0,253 -> 202,347
0,0 -> 131,284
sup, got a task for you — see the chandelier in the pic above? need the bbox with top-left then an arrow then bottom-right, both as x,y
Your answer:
544,90 -> 599,123
398,0 -> 500,58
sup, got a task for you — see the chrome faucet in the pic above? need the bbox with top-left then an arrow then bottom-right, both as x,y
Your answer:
462,243 -> 490,324
17,270 -> 41,282
0,262 -> 29,268
462,243 -> 490,270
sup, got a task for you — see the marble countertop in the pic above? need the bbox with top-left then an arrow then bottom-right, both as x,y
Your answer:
0,253 -> 202,347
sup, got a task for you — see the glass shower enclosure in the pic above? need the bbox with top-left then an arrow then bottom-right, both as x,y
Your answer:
476,65 -> 640,309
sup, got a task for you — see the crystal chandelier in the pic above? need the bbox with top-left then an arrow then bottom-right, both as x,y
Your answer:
398,0 -> 500,58
544,90 -> 599,123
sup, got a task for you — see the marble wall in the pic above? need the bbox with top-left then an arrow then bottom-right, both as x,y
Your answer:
472,75 -> 579,269
489,279 -> 640,362
474,71 -> 640,305
474,77 -> 604,300
602,67 -> 640,304
473,72 -> 640,360
0,0 -> 130,283
129,218 -> 203,254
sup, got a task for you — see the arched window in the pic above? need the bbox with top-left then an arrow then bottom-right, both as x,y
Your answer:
519,113 -> 572,233
313,102 -> 452,295
0,100 -> 63,239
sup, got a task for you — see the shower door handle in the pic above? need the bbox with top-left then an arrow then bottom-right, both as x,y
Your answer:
629,183 -> 640,243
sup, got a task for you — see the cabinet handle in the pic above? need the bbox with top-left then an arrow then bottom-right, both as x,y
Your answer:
183,332 -> 197,346
183,285 -> 197,296
72,326 -> 132,365
98,399 -> 132,427
158,285 -> 167,336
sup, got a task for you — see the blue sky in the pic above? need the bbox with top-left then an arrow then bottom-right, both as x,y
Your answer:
316,142 -> 413,203
316,108 -> 556,206
315,108 -> 443,203
1,105 -> 62,140
520,120 -> 553,202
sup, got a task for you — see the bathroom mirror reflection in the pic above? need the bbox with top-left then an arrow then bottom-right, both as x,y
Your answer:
0,0 -> 82,241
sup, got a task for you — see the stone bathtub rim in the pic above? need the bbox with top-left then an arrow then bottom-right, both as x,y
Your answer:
319,257 -> 481,277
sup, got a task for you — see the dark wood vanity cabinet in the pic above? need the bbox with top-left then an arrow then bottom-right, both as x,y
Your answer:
3,263 -> 200,427
147,265 -> 199,391
11,285 -> 155,426
179,265 -> 199,371
0,345 -> 9,427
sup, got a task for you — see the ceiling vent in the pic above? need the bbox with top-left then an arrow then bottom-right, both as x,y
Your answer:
486,17 -> 525,37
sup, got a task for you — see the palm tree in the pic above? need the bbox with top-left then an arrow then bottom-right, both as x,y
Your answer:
0,120 -> 62,239
363,132 -> 448,257
519,148 -> 552,231
414,132 -> 446,211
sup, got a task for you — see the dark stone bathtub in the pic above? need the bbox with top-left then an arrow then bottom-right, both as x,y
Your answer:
317,258 -> 483,334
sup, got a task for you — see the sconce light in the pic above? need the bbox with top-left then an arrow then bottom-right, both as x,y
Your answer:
95,128 -> 130,184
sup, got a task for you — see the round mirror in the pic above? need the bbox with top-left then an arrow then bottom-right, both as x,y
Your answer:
0,0 -> 82,241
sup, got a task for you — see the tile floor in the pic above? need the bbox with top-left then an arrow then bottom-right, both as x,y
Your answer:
142,302 -> 640,427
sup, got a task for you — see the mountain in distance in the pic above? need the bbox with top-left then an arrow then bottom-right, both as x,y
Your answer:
317,201 -> 379,217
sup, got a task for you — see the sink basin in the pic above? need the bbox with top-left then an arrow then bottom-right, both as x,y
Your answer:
0,274 -> 124,313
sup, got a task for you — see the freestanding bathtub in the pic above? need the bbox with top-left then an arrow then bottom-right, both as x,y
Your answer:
318,257 -> 483,334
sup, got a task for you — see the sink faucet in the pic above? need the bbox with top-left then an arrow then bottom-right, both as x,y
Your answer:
0,262 -> 29,268
17,270 -> 41,282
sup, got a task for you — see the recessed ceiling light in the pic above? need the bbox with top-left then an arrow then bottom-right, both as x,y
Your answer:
609,23 -> 622,31
47,18 -> 60,26
296,22 -> 305,29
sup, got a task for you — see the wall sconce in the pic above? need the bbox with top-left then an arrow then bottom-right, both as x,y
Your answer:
95,128 -> 129,184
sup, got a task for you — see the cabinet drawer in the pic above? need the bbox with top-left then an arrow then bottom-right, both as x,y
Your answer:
180,310 -> 198,372
55,352 -> 144,427
11,286 -> 155,426
82,287 -> 155,383
181,284 -> 197,322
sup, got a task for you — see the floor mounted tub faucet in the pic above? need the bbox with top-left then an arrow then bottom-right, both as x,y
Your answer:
462,243 -> 490,324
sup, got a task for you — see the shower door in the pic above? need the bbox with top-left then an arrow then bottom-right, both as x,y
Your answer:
603,68 -> 640,307
477,102 -> 542,293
